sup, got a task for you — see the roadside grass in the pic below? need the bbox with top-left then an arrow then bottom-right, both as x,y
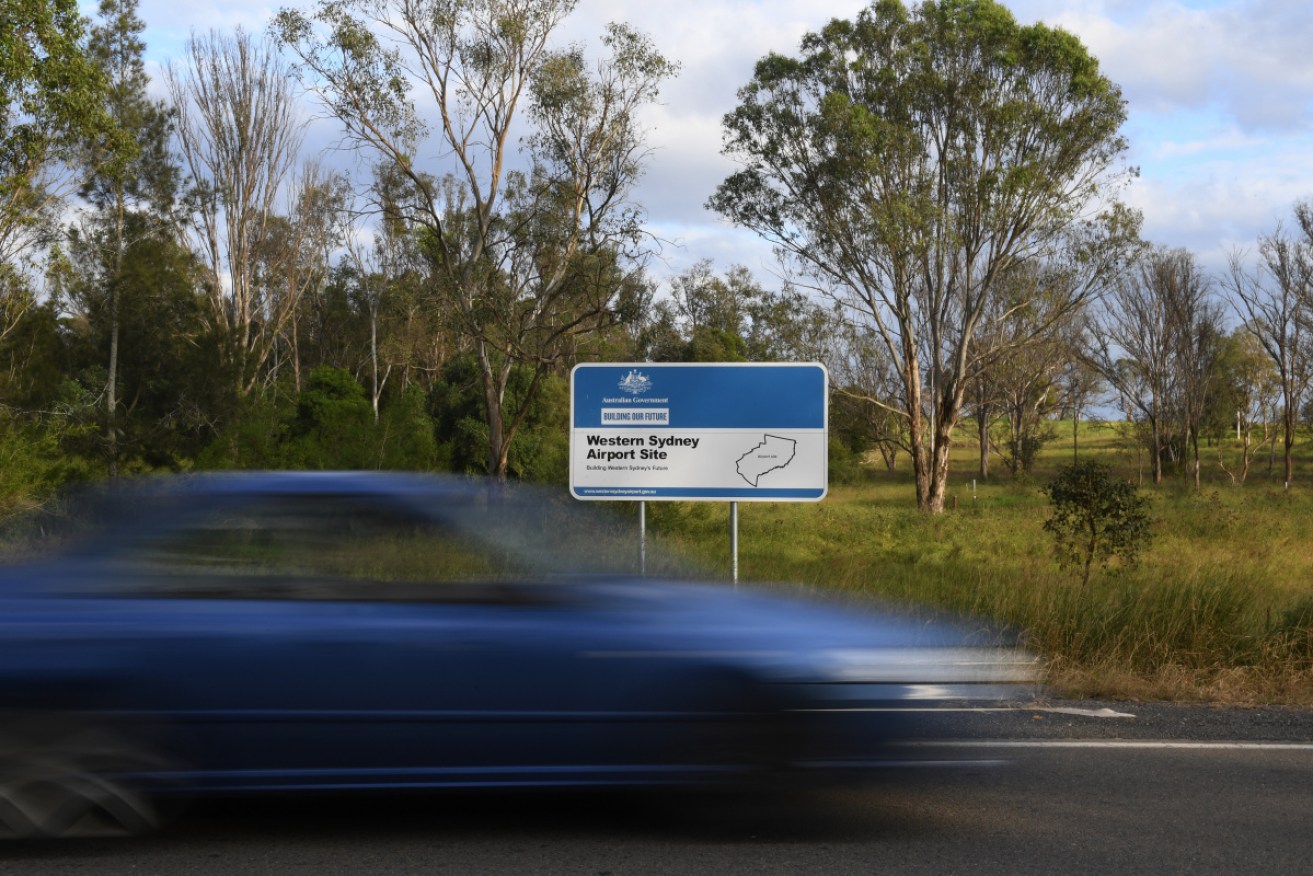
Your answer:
647,420 -> 1313,705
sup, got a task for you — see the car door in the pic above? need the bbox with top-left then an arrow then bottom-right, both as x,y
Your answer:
96,491 -> 682,790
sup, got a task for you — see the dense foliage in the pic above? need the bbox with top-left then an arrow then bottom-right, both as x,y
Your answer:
0,0 -> 1311,527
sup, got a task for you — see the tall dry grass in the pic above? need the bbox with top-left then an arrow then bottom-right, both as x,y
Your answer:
647,421 -> 1313,703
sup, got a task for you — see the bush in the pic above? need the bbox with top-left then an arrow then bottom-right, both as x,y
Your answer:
1043,460 -> 1152,587
286,367 -> 376,469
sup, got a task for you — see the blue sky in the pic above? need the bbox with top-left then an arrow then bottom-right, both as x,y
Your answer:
127,0 -> 1313,282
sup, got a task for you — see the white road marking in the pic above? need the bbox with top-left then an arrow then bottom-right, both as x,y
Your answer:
916,741 -> 1313,751
799,705 -> 1311,748
797,705 -> 1135,716
1033,706 -> 1137,719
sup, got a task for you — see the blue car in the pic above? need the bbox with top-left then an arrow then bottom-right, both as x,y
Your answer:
0,473 -> 1035,838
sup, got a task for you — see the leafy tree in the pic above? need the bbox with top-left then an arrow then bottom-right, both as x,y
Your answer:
1209,329 -> 1279,485
252,163 -> 351,395
1223,201 -> 1313,486
374,385 -> 439,471
668,261 -> 759,343
0,290 -> 65,413
638,260 -> 843,365
1090,247 -> 1222,486
1,0 -> 124,367
82,0 -> 177,217
710,0 -> 1137,512
830,322 -> 908,472
166,28 -> 306,401
0,406 -> 95,523
62,222 -> 211,471
284,366 -> 376,469
744,286 -> 843,365
977,262 -> 1076,478
274,1 -> 676,480
194,392 -> 293,470
0,0 -> 119,266
1055,319 -> 1105,464
642,262 -> 755,362
75,0 -> 180,476
195,366 -> 440,472
829,390 -> 888,482
428,354 -> 568,483
1043,460 -> 1151,588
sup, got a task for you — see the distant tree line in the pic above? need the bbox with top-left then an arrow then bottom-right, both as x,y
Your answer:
1,0 -> 1311,519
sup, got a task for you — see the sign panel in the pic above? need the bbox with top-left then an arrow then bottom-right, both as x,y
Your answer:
570,363 -> 828,501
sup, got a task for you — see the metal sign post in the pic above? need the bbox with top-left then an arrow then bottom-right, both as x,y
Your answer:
730,501 -> 739,585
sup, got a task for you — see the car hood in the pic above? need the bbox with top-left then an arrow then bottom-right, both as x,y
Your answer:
560,577 -> 1039,687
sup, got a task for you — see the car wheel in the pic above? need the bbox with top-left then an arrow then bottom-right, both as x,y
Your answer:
0,721 -> 168,839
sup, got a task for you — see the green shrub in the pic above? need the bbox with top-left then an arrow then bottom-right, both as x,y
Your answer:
1044,460 -> 1152,587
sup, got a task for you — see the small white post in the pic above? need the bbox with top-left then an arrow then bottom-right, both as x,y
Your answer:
730,501 -> 739,586
638,500 -> 646,576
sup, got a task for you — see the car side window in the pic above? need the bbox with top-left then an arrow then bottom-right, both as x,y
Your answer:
116,495 -> 526,601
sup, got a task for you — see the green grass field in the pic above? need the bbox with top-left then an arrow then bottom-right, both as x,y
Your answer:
647,421 -> 1313,705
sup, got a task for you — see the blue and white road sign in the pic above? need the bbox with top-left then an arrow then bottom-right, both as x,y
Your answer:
570,363 -> 828,501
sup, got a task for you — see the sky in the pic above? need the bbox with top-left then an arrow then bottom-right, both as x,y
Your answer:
126,0 -> 1313,286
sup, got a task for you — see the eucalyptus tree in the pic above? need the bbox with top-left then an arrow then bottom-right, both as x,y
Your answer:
61,218 -> 210,470
1088,247 -> 1216,484
667,260 -> 758,352
1210,329 -> 1280,485
1165,257 -> 1223,488
252,162 -> 351,394
273,0 -> 677,480
709,0 -> 1136,512
74,0 -> 179,476
364,163 -> 454,396
165,28 -> 305,400
1055,322 -> 1105,463
1223,206 -> 1313,486
970,260 -> 1078,478
830,321 -> 908,472
0,0 -> 119,341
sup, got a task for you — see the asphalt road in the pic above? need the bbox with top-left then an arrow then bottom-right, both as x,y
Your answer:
4,702 -> 1311,875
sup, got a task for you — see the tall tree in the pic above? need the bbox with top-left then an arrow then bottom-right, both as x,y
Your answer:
63,217 -> 210,470
1210,329 -> 1280,485
709,0 -> 1136,512
367,165 -> 454,399
1164,254 -> 1223,488
1088,247 -> 1215,484
1054,319 -> 1105,464
973,260 -> 1078,477
830,320 -> 908,472
1223,206 -> 1313,487
1,0 -> 119,339
165,28 -> 304,400
251,161 -> 350,394
77,0 -> 179,476
274,1 -> 677,479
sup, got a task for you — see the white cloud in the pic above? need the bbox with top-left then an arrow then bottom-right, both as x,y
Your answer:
1010,0 -> 1313,132
1127,138 -> 1311,273
128,0 -> 1313,288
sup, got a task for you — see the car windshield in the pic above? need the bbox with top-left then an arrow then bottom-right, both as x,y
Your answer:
0,475 -> 703,597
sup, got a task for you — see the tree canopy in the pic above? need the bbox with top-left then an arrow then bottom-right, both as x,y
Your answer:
710,0 -> 1137,512
0,0 -> 119,262
273,0 -> 677,480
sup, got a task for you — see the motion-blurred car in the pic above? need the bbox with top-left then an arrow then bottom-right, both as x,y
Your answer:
0,473 -> 1036,838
